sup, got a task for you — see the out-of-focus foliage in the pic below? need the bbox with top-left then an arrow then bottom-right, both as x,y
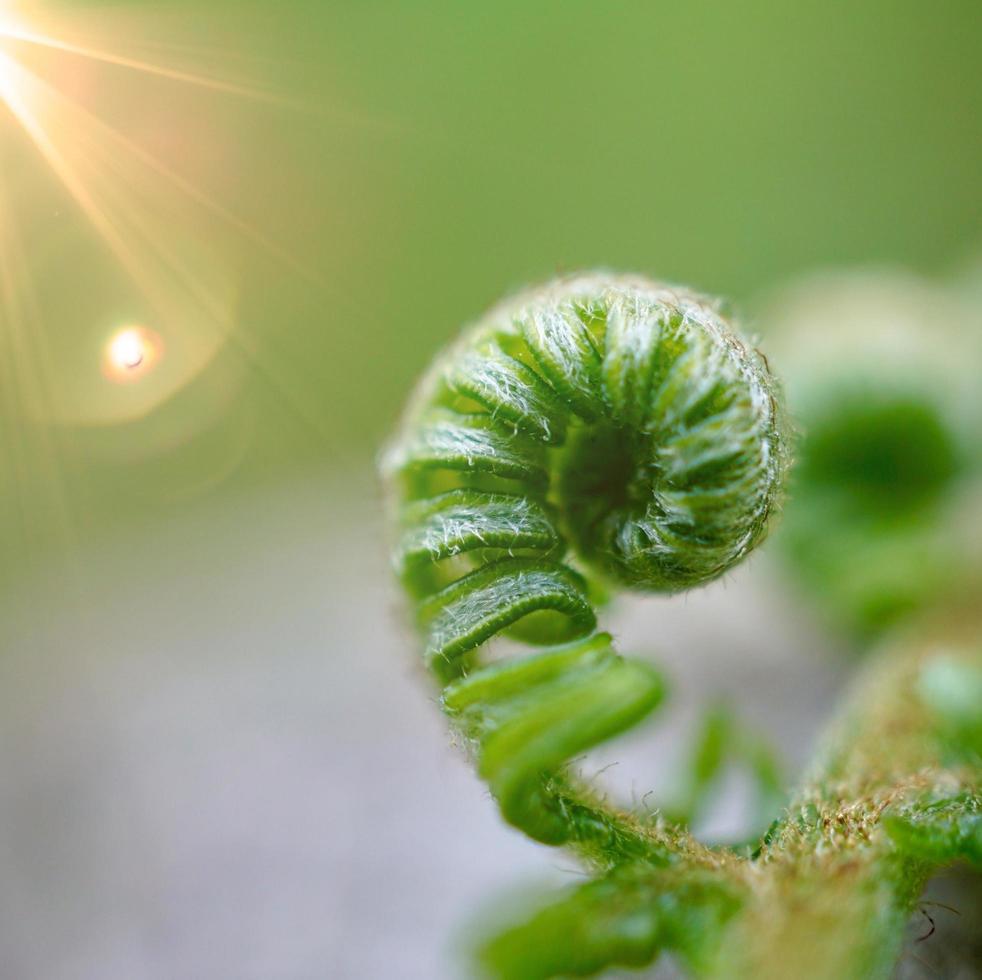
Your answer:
480,865 -> 742,980
666,705 -> 784,843
761,269 -> 982,640
918,656 -> 982,765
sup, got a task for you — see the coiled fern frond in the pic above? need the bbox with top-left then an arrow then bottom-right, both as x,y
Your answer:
383,272 -> 788,850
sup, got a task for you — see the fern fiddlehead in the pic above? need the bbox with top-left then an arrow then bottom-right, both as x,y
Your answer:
382,272 -> 787,851
381,273 -> 981,979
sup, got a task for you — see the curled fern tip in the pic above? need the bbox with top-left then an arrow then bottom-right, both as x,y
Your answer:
382,271 -> 789,846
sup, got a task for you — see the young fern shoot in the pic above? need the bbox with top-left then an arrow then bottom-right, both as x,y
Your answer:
383,273 -> 787,851
381,273 -> 980,978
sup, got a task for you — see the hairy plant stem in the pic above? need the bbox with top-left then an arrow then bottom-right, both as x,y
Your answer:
482,611 -> 980,980
708,610 -> 980,979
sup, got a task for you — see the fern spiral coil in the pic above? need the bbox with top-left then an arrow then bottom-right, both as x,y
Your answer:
382,272 -> 789,849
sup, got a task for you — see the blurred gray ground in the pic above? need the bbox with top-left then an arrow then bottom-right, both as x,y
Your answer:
0,467 -> 969,979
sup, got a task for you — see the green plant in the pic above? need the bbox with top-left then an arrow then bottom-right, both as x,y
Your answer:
762,271 -> 982,642
381,273 -> 980,979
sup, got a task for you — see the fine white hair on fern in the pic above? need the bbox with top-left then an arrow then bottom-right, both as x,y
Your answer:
382,271 -> 789,848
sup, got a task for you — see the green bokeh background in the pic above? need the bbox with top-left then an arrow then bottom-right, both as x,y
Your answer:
3,0 -> 981,576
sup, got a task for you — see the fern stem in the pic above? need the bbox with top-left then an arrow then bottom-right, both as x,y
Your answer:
713,615 -> 981,980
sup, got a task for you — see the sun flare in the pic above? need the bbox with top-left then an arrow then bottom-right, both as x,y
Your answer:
103,325 -> 162,383
0,0 -> 330,555
0,0 -> 294,427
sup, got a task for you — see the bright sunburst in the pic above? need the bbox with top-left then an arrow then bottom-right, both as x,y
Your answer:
0,0 -> 274,418
0,0 -> 325,559
0,0 -> 318,420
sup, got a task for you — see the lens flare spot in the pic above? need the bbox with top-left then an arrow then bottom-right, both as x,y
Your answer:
103,325 -> 161,383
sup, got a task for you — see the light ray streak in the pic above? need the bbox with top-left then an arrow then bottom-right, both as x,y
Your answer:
0,20 -> 282,103
0,49 -> 168,310
80,93 -> 320,284
0,2 -> 334,445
